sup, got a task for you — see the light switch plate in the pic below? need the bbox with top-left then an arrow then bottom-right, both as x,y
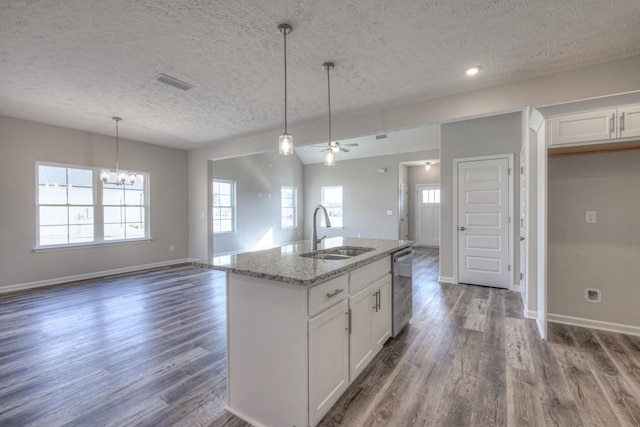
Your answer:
585,211 -> 597,223
386,210 -> 393,215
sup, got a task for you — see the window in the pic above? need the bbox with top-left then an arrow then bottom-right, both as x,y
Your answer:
38,165 -> 94,245
422,188 -> 440,204
103,173 -> 146,240
36,163 -> 149,248
321,186 -> 343,227
281,186 -> 297,228
213,180 -> 235,233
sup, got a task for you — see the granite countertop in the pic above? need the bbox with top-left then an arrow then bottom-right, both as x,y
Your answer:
195,237 -> 413,286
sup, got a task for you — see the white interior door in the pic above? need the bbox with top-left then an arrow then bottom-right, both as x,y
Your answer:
519,144 -> 527,292
399,183 -> 409,240
457,157 -> 510,288
416,185 -> 440,247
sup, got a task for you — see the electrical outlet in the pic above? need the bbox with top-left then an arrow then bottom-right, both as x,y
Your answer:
584,288 -> 601,303
585,211 -> 597,223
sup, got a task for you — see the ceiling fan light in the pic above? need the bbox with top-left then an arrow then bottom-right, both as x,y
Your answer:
330,141 -> 340,153
279,133 -> 293,155
101,169 -> 110,182
117,171 -> 127,185
128,173 -> 137,185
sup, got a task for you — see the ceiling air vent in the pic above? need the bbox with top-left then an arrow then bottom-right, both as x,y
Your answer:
156,74 -> 194,91
375,134 -> 387,140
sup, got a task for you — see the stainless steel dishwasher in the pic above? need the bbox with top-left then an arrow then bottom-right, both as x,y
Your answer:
392,247 -> 413,337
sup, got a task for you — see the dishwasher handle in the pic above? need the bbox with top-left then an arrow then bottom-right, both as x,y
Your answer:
393,249 -> 414,263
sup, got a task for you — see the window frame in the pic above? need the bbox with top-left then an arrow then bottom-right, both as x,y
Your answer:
212,179 -> 236,234
280,186 -> 297,229
320,185 -> 343,228
35,161 -> 150,250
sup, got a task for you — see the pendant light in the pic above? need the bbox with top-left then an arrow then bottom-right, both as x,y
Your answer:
278,24 -> 293,155
101,117 -> 136,185
323,62 -> 336,166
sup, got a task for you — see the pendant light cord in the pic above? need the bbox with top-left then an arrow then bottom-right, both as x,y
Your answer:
283,29 -> 288,134
115,118 -> 120,173
327,66 -> 331,143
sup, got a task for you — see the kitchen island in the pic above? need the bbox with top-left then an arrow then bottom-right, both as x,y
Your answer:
197,237 -> 412,427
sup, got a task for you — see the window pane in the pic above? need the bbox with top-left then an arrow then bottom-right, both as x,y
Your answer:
68,187 -> 93,205
69,225 -> 94,243
68,168 -> 93,187
38,165 -> 67,186
40,225 -> 69,245
69,207 -> 94,225
104,223 -> 125,240
125,207 -> 144,223
39,185 -> 67,205
219,220 -> 233,232
104,206 -> 124,223
435,189 -> 440,204
103,188 -> 125,205
218,195 -> 231,207
126,223 -> 145,238
124,189 -> 144,206
40,206 -> 68,226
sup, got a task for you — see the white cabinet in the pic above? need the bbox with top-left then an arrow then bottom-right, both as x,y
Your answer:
348,274 -> 392,381
309,299 -> 349,426
618,104 -> 640,139
550,104 -> 640,146
372,275 -> 392,349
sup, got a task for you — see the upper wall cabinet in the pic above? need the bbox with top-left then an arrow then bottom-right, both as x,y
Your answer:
549,104 -> 640,146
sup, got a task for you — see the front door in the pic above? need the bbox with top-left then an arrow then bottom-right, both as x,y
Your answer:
457,157 -> 510,288
416,185 -> 440,247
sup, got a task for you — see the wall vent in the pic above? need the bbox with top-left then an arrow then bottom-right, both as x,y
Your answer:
584,288 -> 601,303
375,134 -> 387,140
156,74 -> 194,91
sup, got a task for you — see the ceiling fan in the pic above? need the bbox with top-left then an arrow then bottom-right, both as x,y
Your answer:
311,141 -> 358,153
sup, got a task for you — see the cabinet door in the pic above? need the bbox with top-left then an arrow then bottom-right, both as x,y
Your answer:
550,109 -> 616,145
348,286 -> 375,381
372,275 -> 392,351
618,105 -> 640,139
309,299 -> 349,426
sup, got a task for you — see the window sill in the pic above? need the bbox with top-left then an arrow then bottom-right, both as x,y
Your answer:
33,238 -> 153,253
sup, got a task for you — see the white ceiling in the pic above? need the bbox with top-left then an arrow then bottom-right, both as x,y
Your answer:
2,0 -> 640,150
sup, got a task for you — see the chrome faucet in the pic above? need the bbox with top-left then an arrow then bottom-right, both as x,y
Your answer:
312,205 -> 332,251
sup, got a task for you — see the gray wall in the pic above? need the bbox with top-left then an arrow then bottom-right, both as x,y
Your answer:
210,151 -> 305,255
303,150 -> 438,241
0,116 -> 189,289
407,162 -> 441,241
440,112 -> 522,282
189,55 -> 640,260
548,151 -> 640,327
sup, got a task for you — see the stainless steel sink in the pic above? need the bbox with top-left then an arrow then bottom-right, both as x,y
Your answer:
300,246 -> 375,260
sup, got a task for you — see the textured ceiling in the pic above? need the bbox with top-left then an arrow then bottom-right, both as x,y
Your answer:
2,0 -> 640,150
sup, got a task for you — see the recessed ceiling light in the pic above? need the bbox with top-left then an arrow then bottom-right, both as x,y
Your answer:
466,66 -> 480,76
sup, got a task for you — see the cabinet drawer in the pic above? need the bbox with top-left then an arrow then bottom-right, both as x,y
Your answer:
308,274 -> 348,316
349,257 -> 391,293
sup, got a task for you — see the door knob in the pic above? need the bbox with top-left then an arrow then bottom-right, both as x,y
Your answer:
520,236 -> 525,241
459,226 -> 466,231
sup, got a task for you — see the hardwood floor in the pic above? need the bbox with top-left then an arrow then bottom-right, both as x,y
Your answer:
1,248 -> 639,426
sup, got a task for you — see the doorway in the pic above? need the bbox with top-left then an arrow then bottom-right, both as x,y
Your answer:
416,185 -> 440,246
454,154 -> 513,288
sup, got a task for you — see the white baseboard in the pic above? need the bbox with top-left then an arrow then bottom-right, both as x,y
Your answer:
1,258 -> 194,294
548,313 -> 640,337
438,276 -> 455,284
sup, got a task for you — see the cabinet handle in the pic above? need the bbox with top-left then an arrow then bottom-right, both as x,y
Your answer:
610,113 -> 615,133
326,289 -> 343,298
377,289 -> 381,311
346,310 -> 351,334
373,291 -> 378,312
620,112 -> 625,132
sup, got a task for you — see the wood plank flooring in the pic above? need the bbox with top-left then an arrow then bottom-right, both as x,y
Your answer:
1,248 -> 639,426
